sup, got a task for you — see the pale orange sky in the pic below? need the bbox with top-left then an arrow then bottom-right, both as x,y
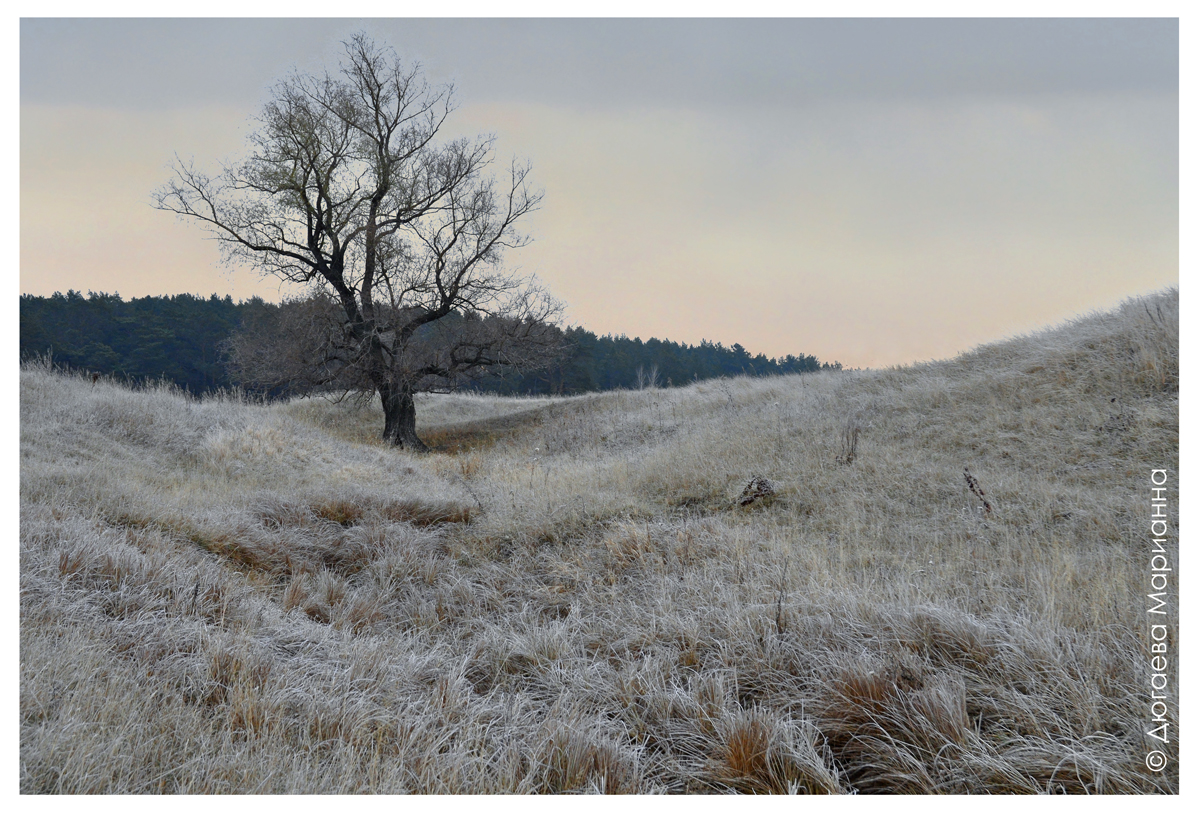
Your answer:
20,18 -> 1179,369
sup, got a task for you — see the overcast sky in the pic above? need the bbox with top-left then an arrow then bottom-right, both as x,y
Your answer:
20,17 -> 1178,368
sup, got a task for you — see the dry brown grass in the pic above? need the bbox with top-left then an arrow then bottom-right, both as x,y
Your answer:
20,289 -> 1177,793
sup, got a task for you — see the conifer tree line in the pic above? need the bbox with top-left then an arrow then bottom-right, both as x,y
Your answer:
20,291 -> 840,397
20,291 -> 244,394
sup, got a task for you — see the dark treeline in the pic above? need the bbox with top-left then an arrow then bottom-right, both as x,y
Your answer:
20,292 -> 839,396
20,291 -> 246,393
476,327 -> 837,395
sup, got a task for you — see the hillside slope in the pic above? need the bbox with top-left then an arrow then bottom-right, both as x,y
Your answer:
20,289 -> 1178,793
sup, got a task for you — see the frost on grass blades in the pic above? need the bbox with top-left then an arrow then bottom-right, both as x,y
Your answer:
19,289 -> 1178,793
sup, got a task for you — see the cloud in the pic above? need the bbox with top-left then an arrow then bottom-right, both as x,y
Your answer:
21,19 -> 1178,110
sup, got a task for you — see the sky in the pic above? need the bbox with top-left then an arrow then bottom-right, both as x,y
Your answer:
19,15 -> 1179,369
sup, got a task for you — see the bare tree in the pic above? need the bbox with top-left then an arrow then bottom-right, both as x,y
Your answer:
635,363 -> 659,390
155,33 -> 563,450
224,292 -> 565,409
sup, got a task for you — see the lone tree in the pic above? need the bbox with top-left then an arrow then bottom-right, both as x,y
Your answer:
155,34 -> 563,450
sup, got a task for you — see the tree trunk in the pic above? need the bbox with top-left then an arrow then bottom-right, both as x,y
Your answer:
380,383 -> 429,451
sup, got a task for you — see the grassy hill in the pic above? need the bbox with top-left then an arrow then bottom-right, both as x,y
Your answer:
19,289 -> 1178,793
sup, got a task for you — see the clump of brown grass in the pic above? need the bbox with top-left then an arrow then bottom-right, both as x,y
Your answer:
703,710 -> 841,794
533,724 -> 642,793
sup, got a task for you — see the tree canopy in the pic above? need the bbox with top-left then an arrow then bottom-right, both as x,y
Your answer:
153,33 -> 562,449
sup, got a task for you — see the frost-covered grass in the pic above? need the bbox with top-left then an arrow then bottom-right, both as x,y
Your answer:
20,289 -> 1177,793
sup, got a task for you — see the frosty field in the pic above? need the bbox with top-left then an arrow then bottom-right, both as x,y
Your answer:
19,290 -> 1178,793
